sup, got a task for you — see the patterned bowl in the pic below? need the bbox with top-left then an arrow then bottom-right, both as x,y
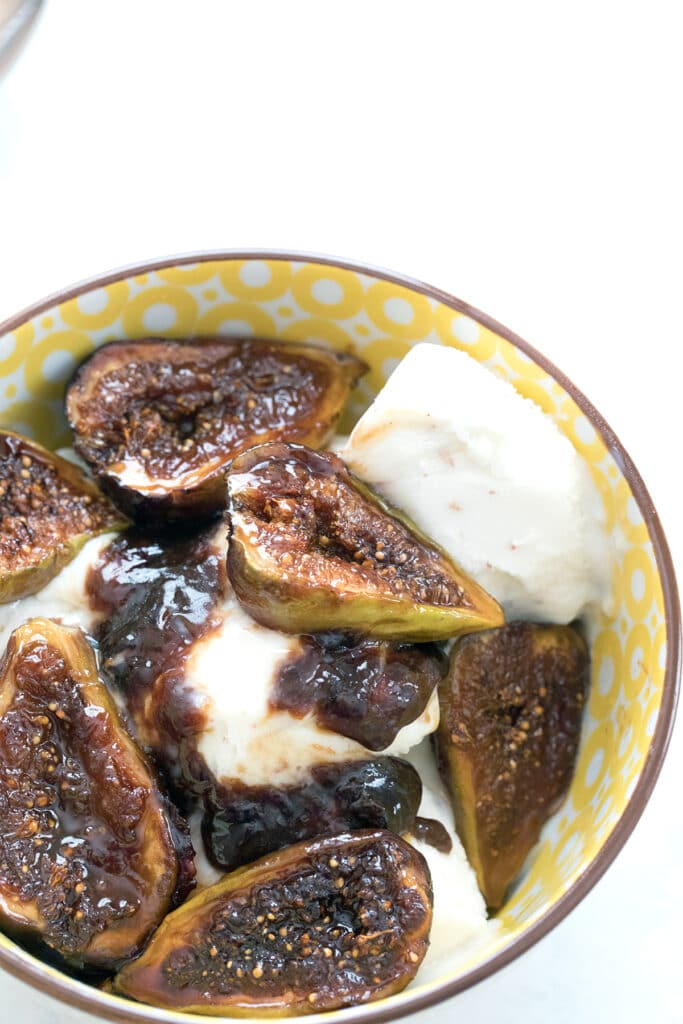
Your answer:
0,252 -> 679,1023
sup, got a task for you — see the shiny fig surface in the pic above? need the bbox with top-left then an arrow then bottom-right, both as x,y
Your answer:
203,757 -> 424,872
0,618 -> 194,970
0,430 -> 125,604
226,443 -> 503,640
66,338 -> 366,520
86,525 -> 224,759
436,622 -> 588,909
114,830 -> 432,1016
272,633 -> 446,750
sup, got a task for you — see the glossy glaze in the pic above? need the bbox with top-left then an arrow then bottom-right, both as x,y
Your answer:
272,632 -> 445,751
0,619 -> 191,970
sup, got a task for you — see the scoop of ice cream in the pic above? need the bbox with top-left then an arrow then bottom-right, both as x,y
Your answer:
342,343 -> 613,623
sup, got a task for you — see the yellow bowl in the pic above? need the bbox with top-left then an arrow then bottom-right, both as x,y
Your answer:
0,252 -> 679,1023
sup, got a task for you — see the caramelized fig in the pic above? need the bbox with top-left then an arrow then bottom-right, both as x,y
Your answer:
436,622 -> 588,909
66,338 -> 366,520
203,757 -> 423,872
114,830 -> 432,1015
0,618 -> 194,970
0,430 -> 125,604
272,633 -> 446,750
226,443 -> 504,640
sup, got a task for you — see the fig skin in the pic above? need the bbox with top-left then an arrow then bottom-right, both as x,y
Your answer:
226,443 -> 504,641
0,618 -> 195,971
65,338 -> 366,521
0,430 -> 126,604
436,622 -> 588,910
114,830 -> 433,1016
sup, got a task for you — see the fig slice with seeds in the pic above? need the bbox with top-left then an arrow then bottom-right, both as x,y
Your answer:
0,430 -> 126,604
65,338 -> 366,521
226,443 -> 503,641
436,622 -> 588,910
0,618 -> 194,970
114,830 -> 432,1016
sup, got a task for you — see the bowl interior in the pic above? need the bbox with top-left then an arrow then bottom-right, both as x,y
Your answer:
0,256 -> 673,1022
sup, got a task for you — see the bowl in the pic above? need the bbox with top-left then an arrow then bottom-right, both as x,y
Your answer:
0,251 -> 679,1023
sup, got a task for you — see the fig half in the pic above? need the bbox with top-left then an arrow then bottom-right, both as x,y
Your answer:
0,618 -> 194,970
114,830 -> 432,1016
272,633 -> 446,750
436,622 -> 588,909
0,430 -> 125,604
226,443 -> 503,640
66,338 -> 366,520
203,757 -> 424,872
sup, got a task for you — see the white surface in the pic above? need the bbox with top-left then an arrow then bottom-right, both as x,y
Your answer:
342,343 -> 613,623
0,2 -> 681,1022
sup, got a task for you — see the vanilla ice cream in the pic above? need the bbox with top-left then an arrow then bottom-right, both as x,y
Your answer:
342,343 -> 613,623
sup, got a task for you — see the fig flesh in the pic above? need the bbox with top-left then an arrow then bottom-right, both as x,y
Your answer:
0,430 -> 125,604
66,338 -> 366,520
226,443 -> 504,640
0,618 -> 194,970
436,622 -> 588,909
271,633 -> 446,750
114,830 -> 432,1016
203,757 -> 425,872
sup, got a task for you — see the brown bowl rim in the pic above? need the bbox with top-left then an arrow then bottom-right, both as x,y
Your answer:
0,249 -> 679,1024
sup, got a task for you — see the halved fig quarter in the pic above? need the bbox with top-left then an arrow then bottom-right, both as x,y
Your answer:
0,618 -> 194,970
114,830 -> 432,1016
66,338 -> 366,520
203,757 -> 424,873
0,430 -> 125,604
226,443 -> 503,641
272,633 -> 446,750
436,622 -> 588,910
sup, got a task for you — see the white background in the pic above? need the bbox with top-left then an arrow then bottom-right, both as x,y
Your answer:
0,2 -> 682,1021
